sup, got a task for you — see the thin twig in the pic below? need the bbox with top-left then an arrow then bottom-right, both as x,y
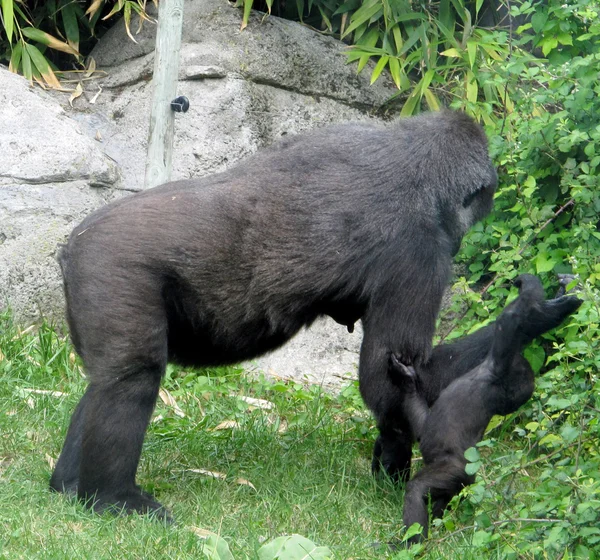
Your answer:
499,0 -> 514,136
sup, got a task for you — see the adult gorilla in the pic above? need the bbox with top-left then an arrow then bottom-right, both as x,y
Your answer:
50,111 -> 497,519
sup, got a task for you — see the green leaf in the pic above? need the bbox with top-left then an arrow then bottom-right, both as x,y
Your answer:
8,40 -> 22,73
466,71 -> 478,102
441,47 -> 461,58
22,26 -> 79,55
201,534 -> 234,560
398,23 -> 426,56
258,535 -> 332,560
392,24 -> 403,52
402,523 -> 424,542
343,1 -> 383,38
370,55 -> 388,84
21,42 -> 32,81
24,42 -> 61,88
531,12 -> 548,34
400,88 -> 421,117
60,1 -> 80,51
464,447 -> 480,462
523,345 -> 546,373
240,0 -> 253,30
388,56 -> 402,89
1,0 -> 14,44
423,87 -> 440,111
467,40 -> 477,68
472,530 -> 492,546
535,252 -> 557,273
465,460 -> 482,475
557,33 -> 573,46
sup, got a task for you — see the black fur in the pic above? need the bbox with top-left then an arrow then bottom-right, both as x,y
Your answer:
372,278 -> 586,483
50,111 -> 497,517
388,275 -> 581,544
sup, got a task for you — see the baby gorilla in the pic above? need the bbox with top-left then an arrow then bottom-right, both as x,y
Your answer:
389,275 -> 582,544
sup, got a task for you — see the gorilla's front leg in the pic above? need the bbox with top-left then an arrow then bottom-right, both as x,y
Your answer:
371,427 -> 413,484
359,323 -> 423,483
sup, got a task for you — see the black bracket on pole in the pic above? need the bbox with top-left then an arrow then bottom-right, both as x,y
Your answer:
170,96 -> 190,113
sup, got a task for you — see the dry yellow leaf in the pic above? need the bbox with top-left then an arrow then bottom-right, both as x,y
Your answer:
232,395 -> 275,410
45,454 -> 56,469
235,478 -> 256,490
158,388 -> 185,417
69,82 -> 83,108
212,420 -> 240,431
187,468 -> 227,480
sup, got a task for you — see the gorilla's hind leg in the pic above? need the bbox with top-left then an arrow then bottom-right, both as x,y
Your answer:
76,364 -> 169,520
50,388 -> 91,495
402,458 -> 472,544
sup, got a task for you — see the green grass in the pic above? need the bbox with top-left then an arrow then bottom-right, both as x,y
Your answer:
1,313 -> 598,559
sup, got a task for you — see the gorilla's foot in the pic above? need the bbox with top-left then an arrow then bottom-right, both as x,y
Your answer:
371,434 -> 412,484
49,475 -> 79,496
80,487 -> 173,523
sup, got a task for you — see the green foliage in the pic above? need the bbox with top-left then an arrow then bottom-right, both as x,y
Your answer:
238,0 -> 512,117
432,1 -> 600,556
0,0 -> 152,88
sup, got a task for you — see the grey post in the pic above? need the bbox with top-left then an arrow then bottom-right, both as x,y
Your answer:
144,0 -> 185,189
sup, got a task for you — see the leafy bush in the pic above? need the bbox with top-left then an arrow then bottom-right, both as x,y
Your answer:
0,0 -> 152,87
240,0 -> 513,116
429,0 -> 600,555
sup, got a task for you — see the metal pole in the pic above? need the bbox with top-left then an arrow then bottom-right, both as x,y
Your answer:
144,0 -> 185,189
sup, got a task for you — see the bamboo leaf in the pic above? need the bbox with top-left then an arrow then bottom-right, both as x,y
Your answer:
9,40 -> 22,73
480,44 -> 503,61
86,0 -> 104,19
440,47 -> 461,58
25,42 -> 62,89
356,53 -> 371,73
423,87 -> 440,111
60,1 -> 80,52
400,88 -> 421,116
388,56 -> 401,88
343,1 -> 382,38
1,0 -> 14,44
22,27 -> 79,56
398,23 -> 425,56
467,39 -> 477,68
393,12 -> 427,23
69,82 -> 83,108
21,42 -> 33,82
370,55 -> 389,84
438,0 -> 453,30
102,0 -> 125,21
295,0 -> 304,21
392,24 -> 403,52
123,1 -> 137,43
421,68 -> 435,90
466,70 -> 478,103
240,0 -> 253,30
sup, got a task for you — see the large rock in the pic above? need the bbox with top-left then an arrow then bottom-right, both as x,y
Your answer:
0,67 -> 119,320
74,0 -> 396,191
